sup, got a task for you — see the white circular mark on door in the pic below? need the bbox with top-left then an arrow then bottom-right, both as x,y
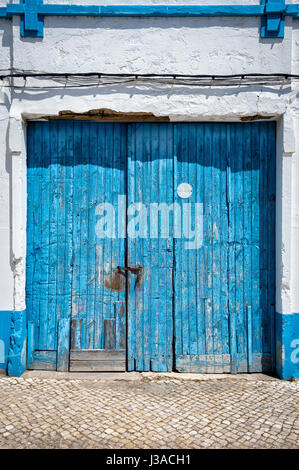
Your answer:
177,183 -> 193,199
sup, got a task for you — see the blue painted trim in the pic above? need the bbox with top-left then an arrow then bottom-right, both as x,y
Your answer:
0,1 -> 297,38
20,0 -> 44,38
7,310 -> 27,377
261,0 -> 285,38
276,312 -> 299,380
0,311 -> 12,374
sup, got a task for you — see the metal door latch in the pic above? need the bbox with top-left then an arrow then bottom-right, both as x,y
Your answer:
117,266 -> 143,273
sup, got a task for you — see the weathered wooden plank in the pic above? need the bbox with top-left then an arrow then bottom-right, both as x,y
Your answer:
127,123 -> 174,372
115,302 -> 126,350
219,124 -> 230,358
38,122 -> 51,351
104,319 -> 116,350
251,123 -> 261,361
203,124 -> 214,364
70,360 -> 126,372
235,123 -> 246,369
196,126 -> 206,358
27,321 -> 35,368
47,121 -> 60,351
186,125 -> 197,356
70,349 -> 125,361
57,319 -> 71,371
86,122 -> 97,350
211,123 -> 222,367
27,351 -> 57,371
247,305 -> 253,372
29,123 -> 43,351
244,124 -> 252,372
71,319 -> 81,350
176,354 -> 231,373
251,353 -> 272,372
227,125 -> 237,374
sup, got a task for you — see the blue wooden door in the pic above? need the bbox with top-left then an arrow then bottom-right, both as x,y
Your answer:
26,121 -> 127,371
172,122 -> 275,373
127,124 -> 174,371
26,121 -> 275,373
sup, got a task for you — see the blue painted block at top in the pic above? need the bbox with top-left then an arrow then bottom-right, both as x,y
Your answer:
20,0 -> 44,38
0,311 -> 12,373
261,0 -> 285,38
276,312 -> 299,380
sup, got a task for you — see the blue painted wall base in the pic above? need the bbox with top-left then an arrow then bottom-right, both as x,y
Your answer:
276,312 -> 299,380
1,309 -> 299,378
7,310 -> 27,377
0,311 -> 12,374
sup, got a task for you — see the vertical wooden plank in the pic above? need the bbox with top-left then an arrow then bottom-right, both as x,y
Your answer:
70,319 -> 81,350
26,123 -> 37,341
243,123 -> 252,369
270,304 -> 275,371
157,123 -> 173,371
27,321 -> 35,367
196,124 -> 206,358
101,125 -> 113,346
142,124 -> 151,371
104,319 -> 116,350
115,302 -> 126,350
268,122 -> 276,370
86,122 -> 97,350
134,123 -> 145,371
259,122 -> 269,356
63,121 -> 74,357
234,123 -> 246,370
181,124 -> 191,360
211,124 -> 221,371
31,122 -> 43,350
227,124 -> 237,373
204,124 -> 214,364
38,122 -> 50,350
127,123 -> 136,371
47,121 -> 59,352
187,125 -> 198,357
247,305 -> 253,372
71,121 -> 83,346
173,124 -> 182,363
174,123 -> 192,361
94,123 -> 105,350
79,122 -> 89,349
55,121 -> 67,354
251,123 -> 261,361
165,125 -> 174,371
127,123 -> 173,372
57,319 -> 71,371
219,124 -> 230,358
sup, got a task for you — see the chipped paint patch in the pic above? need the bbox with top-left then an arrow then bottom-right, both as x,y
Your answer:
7,310 -> 26,377
40,108 -> 170,122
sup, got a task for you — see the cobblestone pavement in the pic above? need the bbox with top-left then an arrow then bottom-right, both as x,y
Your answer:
0,373 -> 298,449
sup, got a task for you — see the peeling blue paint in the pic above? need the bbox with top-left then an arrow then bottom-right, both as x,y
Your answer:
0,1 -> 298,38
0,311 -> 12,373
7,310 -> 27,377
276,312 -> 299,380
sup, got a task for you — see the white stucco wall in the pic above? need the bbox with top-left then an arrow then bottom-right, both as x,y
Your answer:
0,1 -> 298,314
